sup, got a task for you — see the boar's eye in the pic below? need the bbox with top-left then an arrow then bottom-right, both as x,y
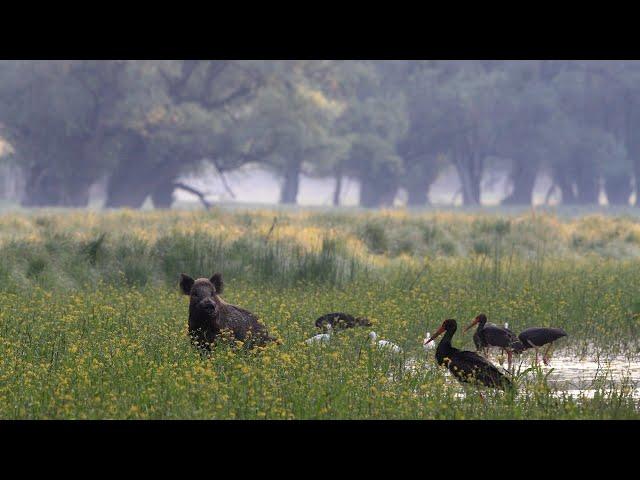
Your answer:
194,287 -> 214,299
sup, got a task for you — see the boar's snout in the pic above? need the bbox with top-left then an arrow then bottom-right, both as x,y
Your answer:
198,297 -> 218,314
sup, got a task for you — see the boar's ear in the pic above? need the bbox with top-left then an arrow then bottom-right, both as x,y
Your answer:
179,274 -> 195,295
210,273 -> 224,294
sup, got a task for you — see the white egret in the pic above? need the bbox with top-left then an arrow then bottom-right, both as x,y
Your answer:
305,324 -> 332,345
422,332 -> 436,351
368,331 -> 402,354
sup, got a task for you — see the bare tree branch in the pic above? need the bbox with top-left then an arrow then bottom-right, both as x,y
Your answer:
173,182 -> 211,210
159,60 -> 200,99
160,61 -> 260,112
201,85 -> 255,110
203,61 -> 230,96
209,158 -> 236,199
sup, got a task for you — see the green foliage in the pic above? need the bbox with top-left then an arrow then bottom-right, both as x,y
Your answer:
472,239 -> 492,256
26,256 -> 47,279
80,232 -> 107,266
474,218 -> 511,236
2,60 -> 640,208
438,239 -> 458,256
421,223 -> 441,245
360,220 -> 389,254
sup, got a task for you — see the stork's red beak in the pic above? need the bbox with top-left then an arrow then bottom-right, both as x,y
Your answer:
463,317 -> 480,334
425,324 -> 446,344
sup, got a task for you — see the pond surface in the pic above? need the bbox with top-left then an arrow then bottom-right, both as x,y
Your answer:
536,351 -> 640,399
406,348 -> 640,400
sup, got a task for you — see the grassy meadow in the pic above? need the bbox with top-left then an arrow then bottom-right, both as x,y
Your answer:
0,207 -> 639,419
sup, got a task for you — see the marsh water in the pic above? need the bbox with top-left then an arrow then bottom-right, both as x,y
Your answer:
406,347 -> 640,400
536,351 -> 640,399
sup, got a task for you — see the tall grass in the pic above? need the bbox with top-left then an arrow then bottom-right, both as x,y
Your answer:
0,208 -> 638,418
0,278 -> 637,419
2,208 -> 640,290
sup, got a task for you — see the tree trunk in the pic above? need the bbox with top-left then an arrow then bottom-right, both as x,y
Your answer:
456,166 -> 481,205
402,155 -> 439,207
635,164 -> 640,207
21,166 -> 91,207
20,139 -> 93,207
105,136 -> 156,208
502,159 -> 538,205
151,179 -> 175,209
280,161 -> 300,204
0,165 -> 24,202
359,177 -> 380,208
577,181 -> 600,204
630,146 -> 640,207
406,183 -> 429,206
380,188 -> 399,207
105,151 -> 151,208
359,175 -> 399,208
105,173 -> 150,208
22,167 -> 63,206
453,152 -> 482,206
604,174 -> 632,206
575,168 -> 600,204
66,182 -> 91,207
333,173 -> 342,206
624,103 -> 640,206
553,167 -> 578,205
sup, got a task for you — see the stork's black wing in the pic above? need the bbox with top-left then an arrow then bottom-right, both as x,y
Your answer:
483,324 -> 521,349
448,350 -> 512,390
314,312 -> 356,329
519,327 -> 568,348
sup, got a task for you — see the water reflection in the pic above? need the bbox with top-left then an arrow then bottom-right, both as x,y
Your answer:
405,348 -> 640,399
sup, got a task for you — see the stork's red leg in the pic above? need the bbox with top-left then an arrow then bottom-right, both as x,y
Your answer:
507,350 -> 513,370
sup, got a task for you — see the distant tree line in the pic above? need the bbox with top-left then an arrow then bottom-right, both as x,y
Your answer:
1,60 -> 640,208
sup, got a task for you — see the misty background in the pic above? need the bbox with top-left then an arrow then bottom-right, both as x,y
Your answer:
0,60 -> 638,209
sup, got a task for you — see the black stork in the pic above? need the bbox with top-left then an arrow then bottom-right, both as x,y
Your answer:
463,314 -> 524,370
425,319 -> 512,393
515,327 -> 568,365
314,312 -> 372,332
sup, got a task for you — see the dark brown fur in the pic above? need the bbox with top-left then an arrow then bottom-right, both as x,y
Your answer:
179,273 -> 277,350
